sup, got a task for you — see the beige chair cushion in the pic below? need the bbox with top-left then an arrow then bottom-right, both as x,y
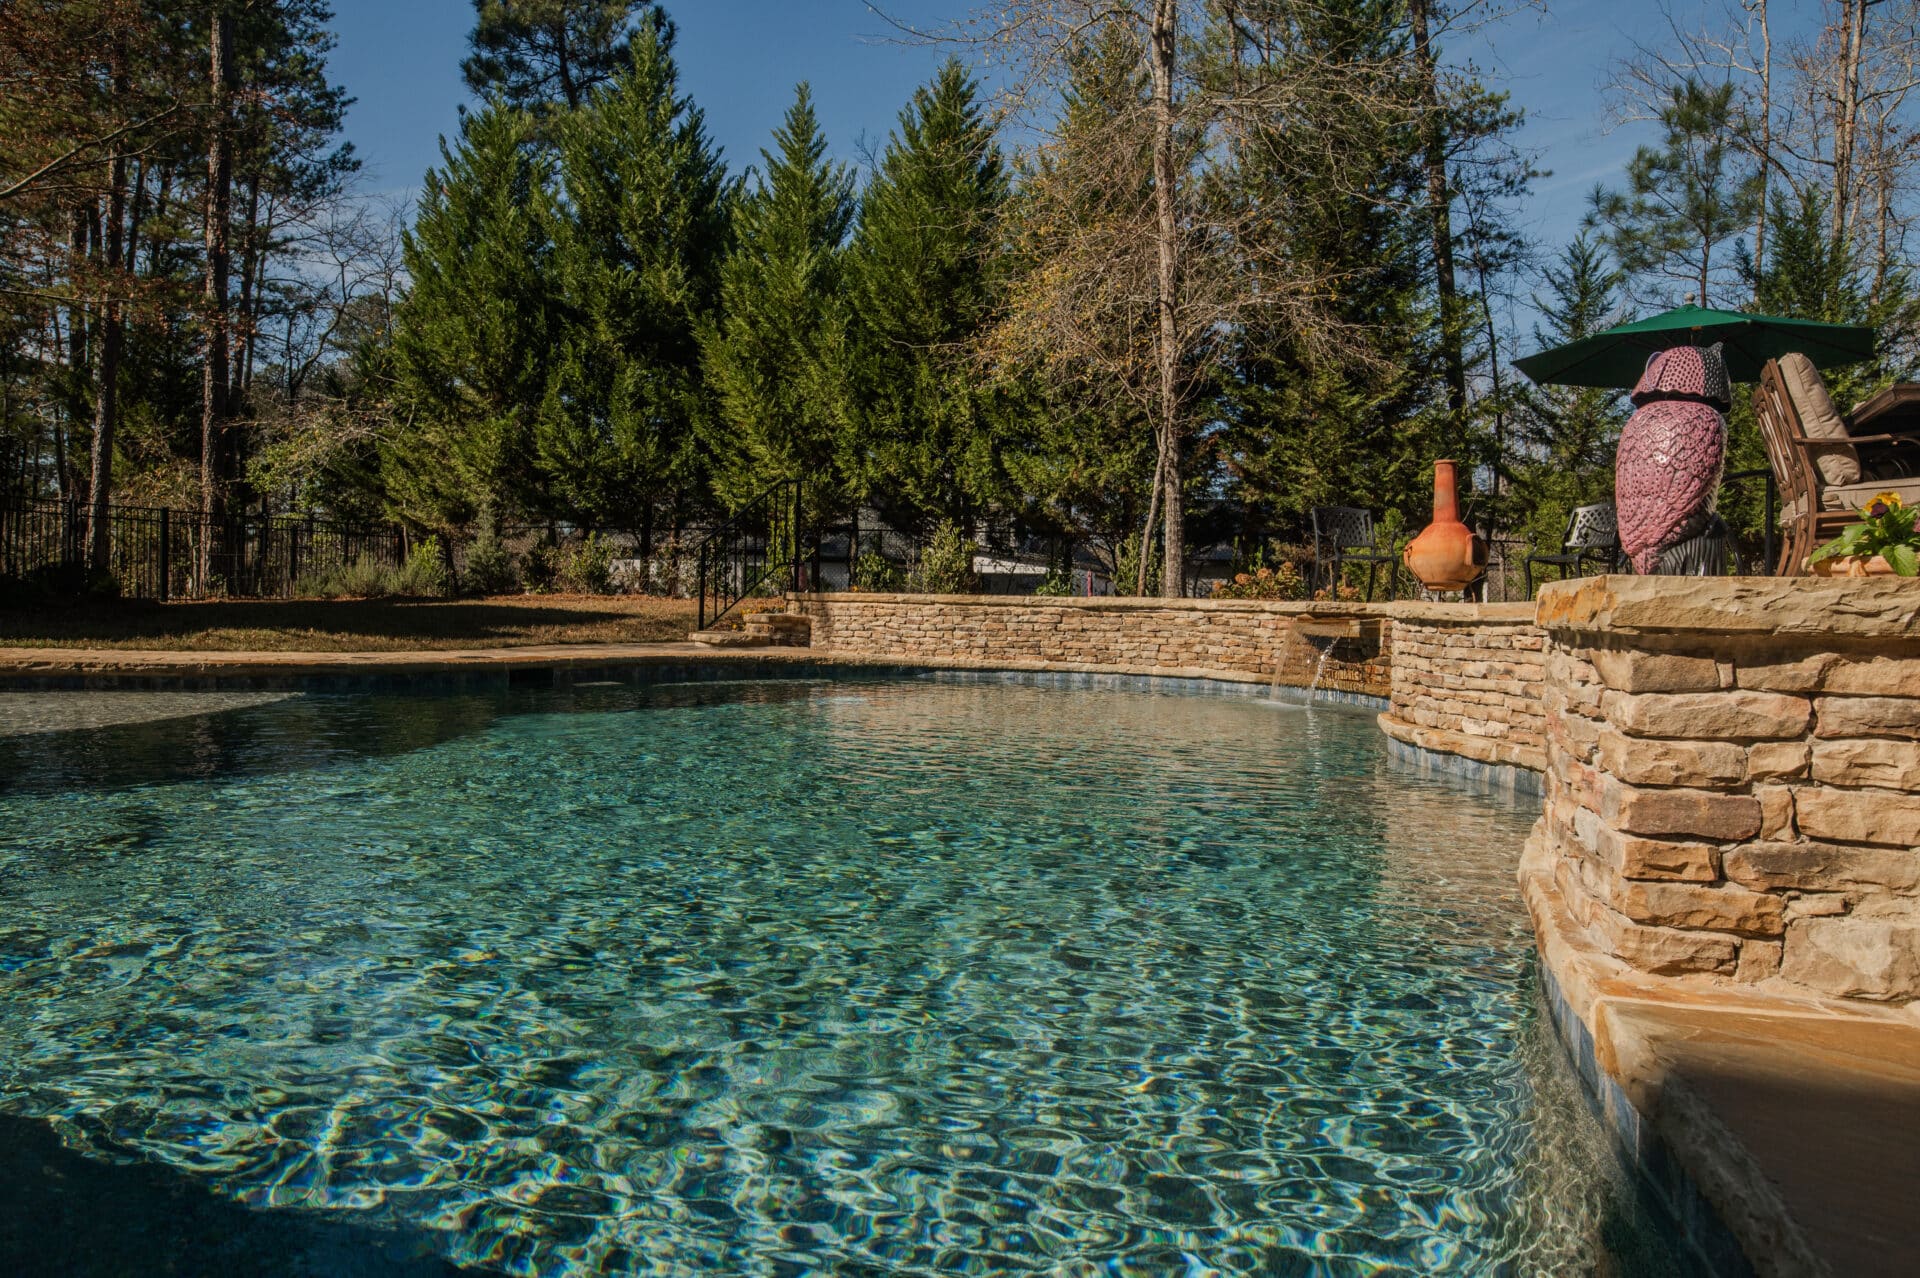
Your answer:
1818,476 -> 1920,511
1780,352 -> 1861,487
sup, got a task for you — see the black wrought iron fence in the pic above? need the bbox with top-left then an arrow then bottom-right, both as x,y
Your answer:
0,498 -> 407,601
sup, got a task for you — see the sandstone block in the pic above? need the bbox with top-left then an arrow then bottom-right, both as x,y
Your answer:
1723,841 -> 1920,894
1757,785 -> 1797,840
1785,893 -> 1850,919
1792,787 -> 1920,847
1783,916 -> 1920,999
1608,878 -> 1785,936
1602,778 -> 1762,841
1815,695 -> 1920,740
1596,727 -> 1746,787
1583,817 -> 1719,881
1746,740 -> 1811,782
1602,689 -> 1810,741
1599,911 -> 1740,975
1812,738 -> 1920,789
1735,939 -> 1782,983
1590,648 -> 1721,693
1735,652 -> 1837,693
1819,655 -> 1920,696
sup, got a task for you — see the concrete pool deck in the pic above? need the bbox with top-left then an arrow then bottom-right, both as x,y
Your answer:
4,625 -> 1918,1276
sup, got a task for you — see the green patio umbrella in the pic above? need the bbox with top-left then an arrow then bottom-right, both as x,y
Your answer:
1513,302 -> 1876,387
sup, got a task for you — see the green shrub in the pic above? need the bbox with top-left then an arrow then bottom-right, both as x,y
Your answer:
294,539 -> 446,599
1212,552 -> 1306,600
402,536 -> 449,597
295,554 -> 397,599
852,548 -> 904,592
463,508 -> 519,595
1113,530 -> 1162,597
907,520 -> 977,594
562,532 -> 615,594
523,538 -> 562,592
1032,568 -> 1072,596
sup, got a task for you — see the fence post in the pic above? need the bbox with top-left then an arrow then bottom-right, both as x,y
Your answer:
791,479 -> 803,595
158,507 -> 170,602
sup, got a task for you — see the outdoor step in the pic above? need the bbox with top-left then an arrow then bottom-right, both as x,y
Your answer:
744,613 -> 811,647
687,629 -> 767,648
746,611 -> 810,633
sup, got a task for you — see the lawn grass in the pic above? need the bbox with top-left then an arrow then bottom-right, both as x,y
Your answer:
0,594 -> 698,651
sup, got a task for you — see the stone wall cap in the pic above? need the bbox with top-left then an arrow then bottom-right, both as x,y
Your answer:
1536,575 -> 1920,640
791,592 -> 1538,625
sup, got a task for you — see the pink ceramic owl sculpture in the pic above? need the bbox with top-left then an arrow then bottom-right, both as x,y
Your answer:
1615,343 -> 1731,574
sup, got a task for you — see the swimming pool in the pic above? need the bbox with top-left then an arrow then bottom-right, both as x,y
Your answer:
0,675 -> 1697,1275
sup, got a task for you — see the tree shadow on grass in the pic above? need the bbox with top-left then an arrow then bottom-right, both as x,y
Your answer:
0,597 -> 691,648
0,1114 -> 471,1277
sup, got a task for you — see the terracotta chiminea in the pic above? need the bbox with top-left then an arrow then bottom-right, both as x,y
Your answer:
1403,459 -> 1488,593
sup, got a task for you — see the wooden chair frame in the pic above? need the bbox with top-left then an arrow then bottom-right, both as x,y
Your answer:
1752,360 -> 1920,575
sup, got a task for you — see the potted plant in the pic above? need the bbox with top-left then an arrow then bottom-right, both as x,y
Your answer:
1808,492 -> 1920,576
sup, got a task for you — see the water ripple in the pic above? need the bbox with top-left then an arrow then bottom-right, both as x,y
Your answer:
0,679 -> 1696,1275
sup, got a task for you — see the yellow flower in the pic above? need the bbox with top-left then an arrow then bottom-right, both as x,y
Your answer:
1866,491 -> 1905,517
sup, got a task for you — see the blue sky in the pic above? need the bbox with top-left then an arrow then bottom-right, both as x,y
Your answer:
324,0 -> 1786,313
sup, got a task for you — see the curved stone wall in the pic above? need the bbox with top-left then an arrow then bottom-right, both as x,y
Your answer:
1381,613 -> 1548,774
788,593 -> 1392,700
1528,575 -> 1920,1001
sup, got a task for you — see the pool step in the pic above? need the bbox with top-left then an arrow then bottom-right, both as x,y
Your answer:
745,613 -> 811,647
687,613 -> 811,649
687,629 -> 764,647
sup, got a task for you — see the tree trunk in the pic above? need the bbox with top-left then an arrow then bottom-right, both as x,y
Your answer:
234,177 -> 259,398
1831,0 -> 1866,251
556,23 -> 578,109
1136,451 -> 1163,596
87,48 -> 130,576
1148,0 -> 1184,598
66,204 -> 89,439
124,158 -> 148,280
1410,0 -> 1466,434
1754,0 -> 1771,269
201,5 -> 235,584
149,165 -> 172,274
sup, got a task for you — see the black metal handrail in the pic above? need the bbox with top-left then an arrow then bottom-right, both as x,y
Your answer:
694,479 -> 803,630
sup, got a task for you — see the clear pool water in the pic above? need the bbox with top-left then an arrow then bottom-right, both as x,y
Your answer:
0,676 -> 1698,1276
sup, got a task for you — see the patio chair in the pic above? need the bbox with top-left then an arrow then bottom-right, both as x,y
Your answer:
1754,355 -> 1920,575
1309,506 -> 1400,601
1523,502 -> 1620,596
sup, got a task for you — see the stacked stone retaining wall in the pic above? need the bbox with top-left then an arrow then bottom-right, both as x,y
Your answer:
1527,576 -> 1920,1003
789,593 -> 1394,699
1383,615 -> 1548,773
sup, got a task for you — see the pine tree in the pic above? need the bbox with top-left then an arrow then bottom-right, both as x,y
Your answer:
1508,232 -> 1628,554
462,0 -> 661,113
983,25 -> 1164,585
700,83 -> 855,510
838,59 -> 1007,530
386,104 -> 557,530
1207,0 -> 1448,539
543,15 -> 730,534
1590,79 -> 1763,308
